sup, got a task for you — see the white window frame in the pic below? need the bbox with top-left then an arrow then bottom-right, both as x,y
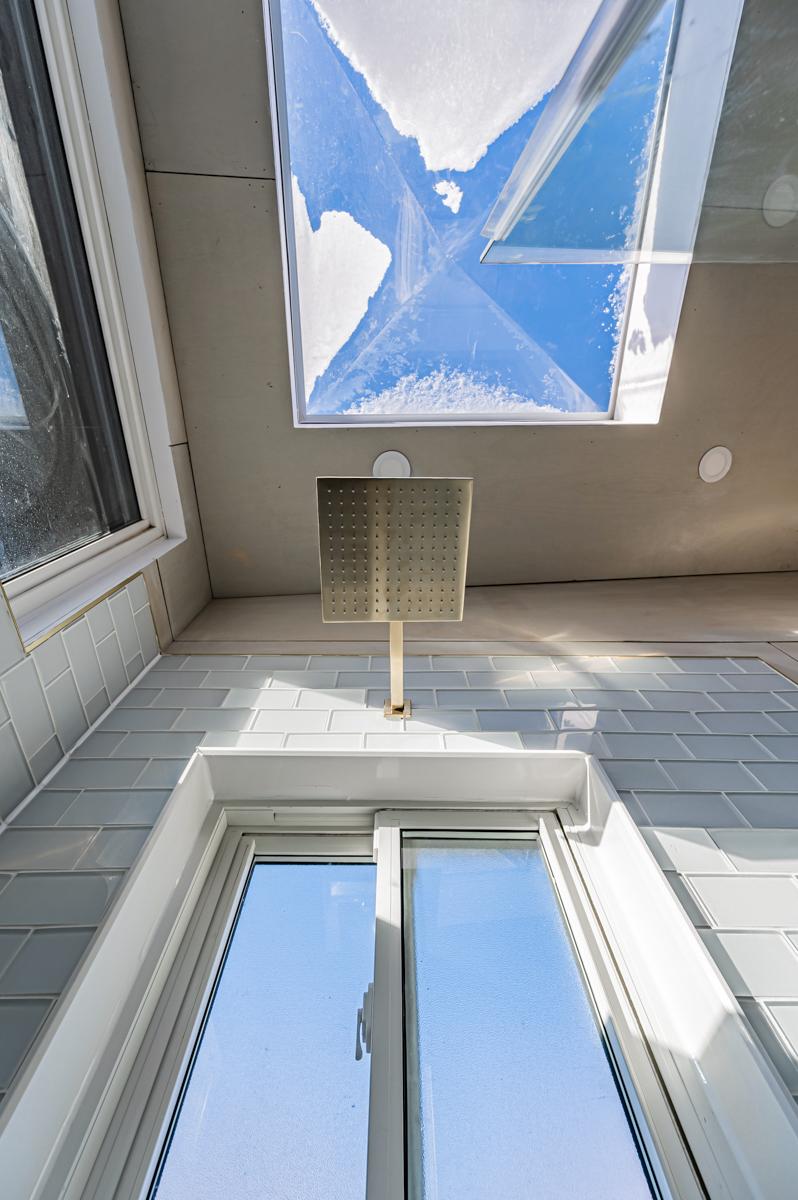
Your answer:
1,0 -> 186,647
0,749 -> 796,1199
261,0 -> 738,430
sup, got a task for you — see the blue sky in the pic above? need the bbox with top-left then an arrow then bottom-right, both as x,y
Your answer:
153,846 -> 655,1198
277,0 -> 673,418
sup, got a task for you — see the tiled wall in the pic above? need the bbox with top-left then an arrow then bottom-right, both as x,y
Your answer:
1,650 -> 798,1112
0,576 -> 159,823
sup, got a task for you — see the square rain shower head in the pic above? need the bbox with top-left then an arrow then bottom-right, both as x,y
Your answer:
317,478 -> 473,624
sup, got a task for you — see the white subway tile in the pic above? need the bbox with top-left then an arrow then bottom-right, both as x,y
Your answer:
689,876 -> 798,928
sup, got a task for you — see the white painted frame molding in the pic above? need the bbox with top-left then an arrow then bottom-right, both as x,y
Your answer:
0,749 -> 796,1200
3,1 -> 186,646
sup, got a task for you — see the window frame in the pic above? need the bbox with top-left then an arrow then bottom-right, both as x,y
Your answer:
0,0 -> 187,647
1,748 -> 796,1199
260,0 -> 722,430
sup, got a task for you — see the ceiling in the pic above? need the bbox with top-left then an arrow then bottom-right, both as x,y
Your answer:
120,0 -> 798,599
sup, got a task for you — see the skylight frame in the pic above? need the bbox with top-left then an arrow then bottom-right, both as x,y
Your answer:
261,0 -> 736,429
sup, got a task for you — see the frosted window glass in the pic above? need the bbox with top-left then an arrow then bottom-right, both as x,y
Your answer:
403,838 -> 656,1200
151,862 -> 375,1200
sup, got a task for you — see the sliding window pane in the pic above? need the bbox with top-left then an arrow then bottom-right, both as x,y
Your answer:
0,4 -> 138,581
403,838 -> 657,1199
152,862 -> 376,1200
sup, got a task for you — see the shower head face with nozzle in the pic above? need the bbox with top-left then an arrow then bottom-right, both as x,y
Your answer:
317,477 -> 473,624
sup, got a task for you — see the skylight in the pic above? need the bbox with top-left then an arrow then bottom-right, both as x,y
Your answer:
265,0 -> 741,425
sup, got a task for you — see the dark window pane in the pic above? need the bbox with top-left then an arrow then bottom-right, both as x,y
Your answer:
0,2 -> 138,582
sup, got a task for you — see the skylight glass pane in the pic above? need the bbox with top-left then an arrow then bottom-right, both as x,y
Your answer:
402,838 -> 658,1199
151,862 -> 376,1200
269,0 -> 632,420
482,0 -> 677,262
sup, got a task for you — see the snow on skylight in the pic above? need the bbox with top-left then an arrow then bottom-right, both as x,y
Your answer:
272,0 -> 663,420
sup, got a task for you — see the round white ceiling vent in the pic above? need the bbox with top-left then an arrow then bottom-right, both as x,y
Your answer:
698,446 -> 733,483
372,450 -> 412,478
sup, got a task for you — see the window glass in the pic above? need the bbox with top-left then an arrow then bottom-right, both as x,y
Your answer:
151,861 -> 376,1200
0,4 -> 138,582
402,837 -> 658,1199
269,0 -> 633,420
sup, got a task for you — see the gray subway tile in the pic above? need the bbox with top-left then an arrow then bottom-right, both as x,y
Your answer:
179,656 -> 248,670
696,712 -> 783,735
731,794 -> 798,828
284,733 -> 362,750
707,692 -> 791,712
72,731 -> 128,758
62,790 -> 169,826
95,634 -> 128,702
0,931 -> 28,978
124,653 -> 145,682
521,731 -> 606,754
723,672 -> 798,693
756,737 -> 798,761
371,657 -> 432,671
431,656 -> 492,671
0,594 -> 24,675
134,760 -> 188,788
503,690 -> 573,709
689,876 -> 798,929
252,711 -> 329,733
438,690 -> 507,709
741,1001 -> 798,1093
220,688 -> 295,709
307,656 -> 369,670
662,676 -> 734,692
117,688 -> 161,709
728,659 -> 777,674
664,873 -> 710,927
590,673 -> 669,691
660,761 -> 762,792
550,709 -> 631,731
0,999 -> 51,1088
204,671 -> 274,688
600,760 -> 674,790
671,658 -> 739,673
295,690 -> 366,711
477,710 -> 554,732
45,670 -> 88,752
0,928 -> 94,996
173,709 -> 253,732
62,619 -> 104,703
144,671 -> 209,688
622,711 -> 705,734
768,712 -> 798,734
710,830 -> 798,874
679,735 -> 772,761
743,762 -> 798,791
0,723 -> 34,819
76,828 -> 150,869
445,732 -> 524,751
491,656 -> 556,670
640,691 -> 721,712
114,732 -> 201,758
635,792 -> 745,827
101,707 -> 181,731
570,690 -> 653,710
406,710 -> 479,733
150,689 -> 227,708
602,734 -> 690,760
0,829 -> 99,871
246,656 -> 309,669
611,656 -> 681,673
55,759 -> 148,790
32,637 -> 69,686
700,931 -> 798,998
133,607 -> 159,664
329,710 -> 407,733
108,591 -> 141,664
199,731 -> 284,749
0,873 -> 121,926
2,658 -> 55,758
28,737 -> 64,784
150,656 -> 187,671
11,792 -> 80,827
467,671 -> 535,689
84,689 -> 110,723
405,672 -> 467,689
86,600 -> 114,644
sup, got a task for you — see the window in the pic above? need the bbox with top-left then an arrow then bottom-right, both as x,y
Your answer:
0,2 -> 138,583
264,0 -> 741,426
142,820 -> 697,1200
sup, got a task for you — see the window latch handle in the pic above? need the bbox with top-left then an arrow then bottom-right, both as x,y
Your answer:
355,982 -> 374,1061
